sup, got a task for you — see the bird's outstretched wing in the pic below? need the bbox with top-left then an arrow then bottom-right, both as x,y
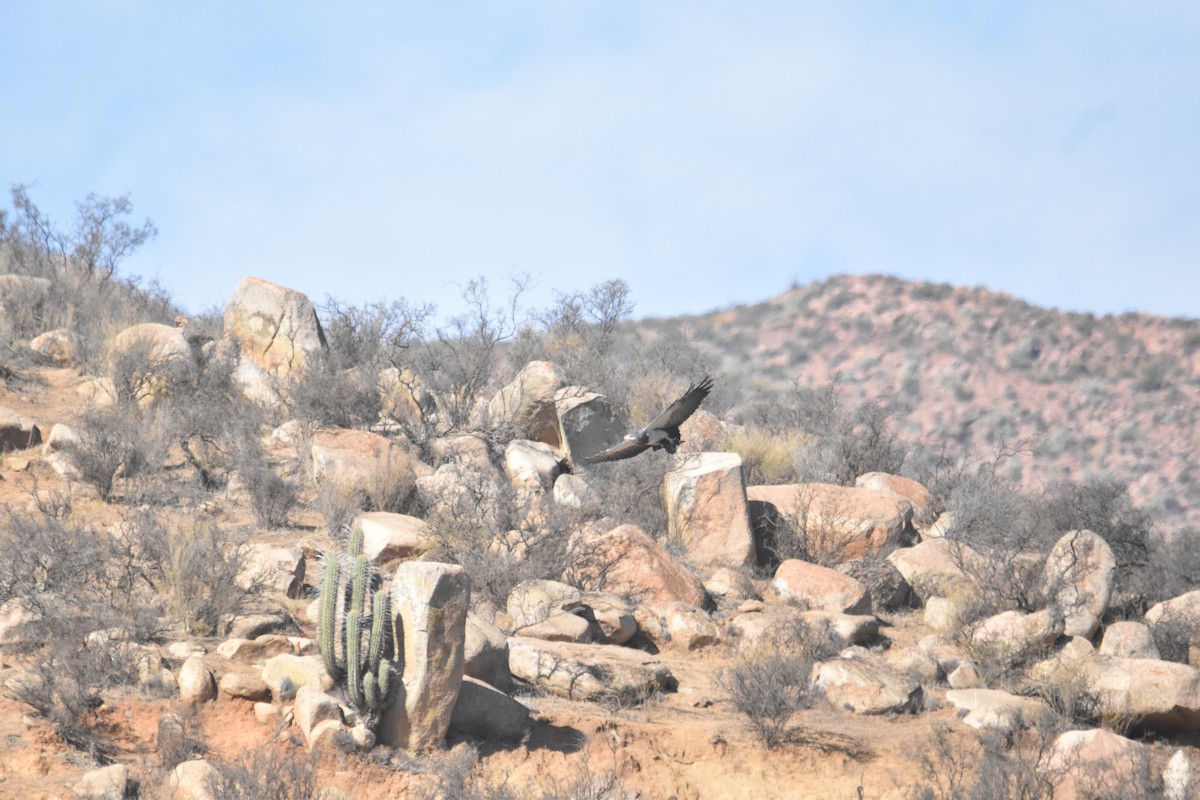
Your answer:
646,375 -> 714,431
580,437 -> 650,465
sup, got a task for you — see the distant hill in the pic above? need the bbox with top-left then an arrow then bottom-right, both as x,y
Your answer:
638,273 -> 1200,533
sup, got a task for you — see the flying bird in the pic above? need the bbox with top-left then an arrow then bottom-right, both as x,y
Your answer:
581,376 -> 714,465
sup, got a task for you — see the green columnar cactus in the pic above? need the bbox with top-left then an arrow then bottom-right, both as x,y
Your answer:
317,528 -> 401,717
318,555 -> 344,682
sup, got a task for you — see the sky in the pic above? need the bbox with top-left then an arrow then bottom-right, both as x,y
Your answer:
2,2 -> 1199,322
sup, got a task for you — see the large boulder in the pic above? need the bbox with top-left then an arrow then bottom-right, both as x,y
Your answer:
567,524 -> 707,611
0,405 -> 42,452
503,439 -> 561,491
352,511 -> 435,563
449,676 -> 531,744
167,759 -> 220,800
1080,654 -> 1200,732
30,327 -> 77,366
811,650 -> 923,715
748,482 -> 913,564
378,562 -> 470,752
1045,728 -> 1151,800
554,387 -> 624,464
237,543 -> 305,598
109,322 -> 196,400
485,361 -> 565,444
311,428 -> 417,498
464,612 -> 511,691
506,580 -> 583,630
72,763 -> 131,799
969,608 -> 1064,662
1041,529 -> 1116,639
943,688 -> 1050,733
261,653 -> 334,698
178,655 -> 216,704
662,452 -> 755,568
223,276 -> 327,378
853,472 -> 935,533
1098,621 -> 1160,659
507,636 -> 674,703
886,538 -> 987,601
1145,590 -> 1200,665
772,559 -> 871,614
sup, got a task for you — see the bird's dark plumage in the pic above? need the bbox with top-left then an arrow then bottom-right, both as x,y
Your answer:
581,376 -> 714,465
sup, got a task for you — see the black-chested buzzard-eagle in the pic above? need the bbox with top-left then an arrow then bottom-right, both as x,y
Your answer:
580,376 -> 714,465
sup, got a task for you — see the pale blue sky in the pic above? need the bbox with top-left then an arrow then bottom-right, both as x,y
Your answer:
3,2 -> 1198,320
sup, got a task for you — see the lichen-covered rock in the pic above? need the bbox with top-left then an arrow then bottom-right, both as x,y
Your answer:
223,276 -> 326,378
507,636 -> 674,702
1041,529 -> 1116,639
378,562 -> 470,752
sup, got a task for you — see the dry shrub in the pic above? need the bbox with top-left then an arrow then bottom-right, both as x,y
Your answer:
206,746 -> 319,800
67,402 -> 169,502
718,652 -> 814,749
316,477 -> 367,537
723,427 -> 807,485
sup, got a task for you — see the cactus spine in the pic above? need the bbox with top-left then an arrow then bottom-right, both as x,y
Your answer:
316,527 -> 399,717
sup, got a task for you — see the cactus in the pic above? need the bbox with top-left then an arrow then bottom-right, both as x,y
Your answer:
315,531 -> 400,719
318,554 -> 344,681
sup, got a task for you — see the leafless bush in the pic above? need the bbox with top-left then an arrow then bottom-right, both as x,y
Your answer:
66,402 -> 169,502
206,746 -> 319,800
425,472 -> 571,609
121,514 -> 252,635
316,477 -> 368,537
718,653 -> 814,749
239,448 -> 299,529
0,513 -> 156,759
288,356 -> 383,429
581,455 -> 672,543
913,722 -> 1067,800
3,184 -> 174,370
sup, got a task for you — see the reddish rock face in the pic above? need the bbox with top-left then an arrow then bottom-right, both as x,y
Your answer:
748,482 -> 913,564
663,452 -> 755,569
773,559 -> 871,615
567,524 -> 708,612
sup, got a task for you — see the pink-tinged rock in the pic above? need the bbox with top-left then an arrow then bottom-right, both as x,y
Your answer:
1081,655 -> 1200,732
310,428 -> 418,492
1099,621 -> 1160,659
887,538 -> 987,601
748,482 -> 913,563
485,361 -> 565,446
773,559 -> 871,614
378,562 -> 470,753
567,524 -> 707,611
811,650 -> 923,715
30,328 -> 77,366
1046,728 -> 1151,800
970,609 -> 1064,659
178,655 -> 216,704
352,511 -> 435,563
663,452 -> 755,569
944,688 -> 1049,733
1041,530 -> 1116,638
504,439 -> 561,491
854,472 -> 936,533
664,602 -> 720,650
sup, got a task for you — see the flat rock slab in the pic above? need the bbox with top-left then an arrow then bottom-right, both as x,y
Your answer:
944,688 -> 1050,733
507,636 -> 674,703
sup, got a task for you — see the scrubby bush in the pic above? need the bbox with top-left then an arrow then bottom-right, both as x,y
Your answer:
66,401 -> 169,502
238,447 -> 299,529
0,513 -> 159,758
206,747 -> 319,800
718,653 -> 814,749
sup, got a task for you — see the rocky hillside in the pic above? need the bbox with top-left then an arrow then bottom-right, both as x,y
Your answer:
0,269 -> 1198,799
651,273 -> 1200,533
